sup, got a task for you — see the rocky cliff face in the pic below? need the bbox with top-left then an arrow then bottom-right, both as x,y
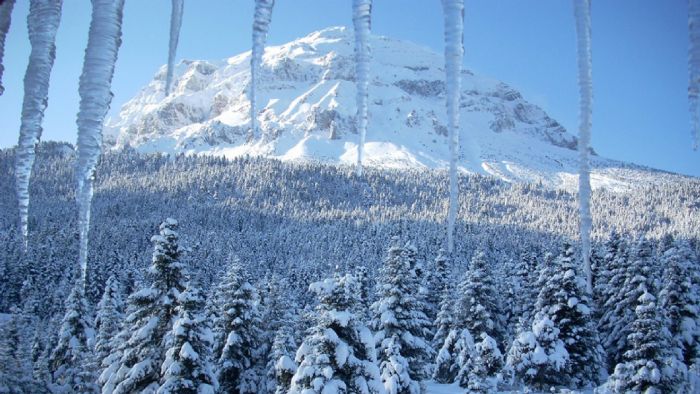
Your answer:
105,26 -> 660,191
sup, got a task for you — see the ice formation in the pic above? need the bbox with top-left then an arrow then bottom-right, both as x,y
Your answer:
689,0 -> 700,150
442,0 -> 464,253
574,0 -> 593,293
165,0 -> 183,96
250,0 -> 275,140
0,0 -> 15,95
75,0 -> 125,281
353,0 -> 371,176
15,0 -> 64,246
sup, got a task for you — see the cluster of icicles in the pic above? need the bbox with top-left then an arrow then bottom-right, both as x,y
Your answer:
3,0 -> 696,290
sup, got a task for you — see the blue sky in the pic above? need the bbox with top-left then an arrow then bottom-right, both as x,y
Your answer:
0,0 -> 697,177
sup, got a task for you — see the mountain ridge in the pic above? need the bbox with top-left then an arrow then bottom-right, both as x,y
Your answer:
105,26 -> 678,191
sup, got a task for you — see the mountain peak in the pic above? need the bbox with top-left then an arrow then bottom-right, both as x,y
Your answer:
105,27 -> 661,191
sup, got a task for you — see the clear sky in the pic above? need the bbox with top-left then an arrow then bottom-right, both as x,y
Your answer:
0,0 -> 698,177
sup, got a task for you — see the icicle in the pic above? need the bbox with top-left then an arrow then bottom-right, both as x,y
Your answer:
15,0 -> 63,247
574,0 -> 593,294
76,0 -> 125,283
689,0 -> 700,150
0,0 -> 15,95
250,0 -> 274,141
353,0 -> 371,176
442,0 -> 464,254
165,0 -> 183,96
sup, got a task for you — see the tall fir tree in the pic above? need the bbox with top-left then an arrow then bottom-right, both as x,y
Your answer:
601,237 -> 655,370
609,291 -> 673,393
289,274 -> 383,394
454,251 -> 504,347
423,249 -> 449,327
463,333 -> 502,393
265,310 -> 298,394
49,279 -> 96,393
0,306 -> 45,393
659,239 -> 700,366
102,218 -> 188,393
158,284 -> 217,393
93,275 -> 124,372
506,315 -> 569,391
371,240 -> 433,390
212,258 -> 264,393
533,242 -> 605,388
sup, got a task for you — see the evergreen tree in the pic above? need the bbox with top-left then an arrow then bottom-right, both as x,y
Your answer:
94,275 -> 124,370
601,237 -> 655,370
513,250 -> 539,327
533,242 -> 604,387
423,249 -> 449,326
432,329 -> 461,384
659,240 -> 700,366
0,306 -> 45,393
354,265 -> 373,322
609,291 -> 671,393
212,258 -> 264,393
103,218 -> 188,393
158,284 -> 217,393
506,315 -> 569,391
431,279 -> 455,352
49,280 -> 96,393
265,313 -> 298,394
463,333 -> 502,393
380,335 -> 417,394
371,240 -> 433,388
454,251 -> 504,347
289,274 -> 383,394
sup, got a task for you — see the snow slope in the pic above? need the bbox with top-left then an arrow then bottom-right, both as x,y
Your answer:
105,26 -> 674,191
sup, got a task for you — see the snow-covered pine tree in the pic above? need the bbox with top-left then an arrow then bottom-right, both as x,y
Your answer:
454,250 -> 504,347
608,290 -> 672,393
533,241 -> 604,388
289,273 -> 383,394
601,237 -> 655,370
212,258 -> 264,393
49,279 -> 96,393
431,278 -> 455,352
513,250 -> 539,327
93,275 -> 124,371
593,231 -> 622,314
506,315 -> 569,391
102,218 -> 188,393
423,249 -> 449,326
463,333 -> 502,393
433,328 -> 460,384
372,240 -> 433,388
380,334 -> 417,394
158,283 -> 217,393
354,265 -> 373,322
659,239 -> 700,366
264,310 -> 298,394
0,306 -> 44,393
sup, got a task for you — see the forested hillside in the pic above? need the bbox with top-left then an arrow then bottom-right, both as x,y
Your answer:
0,142 -> 698,392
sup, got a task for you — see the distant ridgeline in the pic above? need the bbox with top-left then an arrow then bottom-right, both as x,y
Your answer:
0,142 -> 697,311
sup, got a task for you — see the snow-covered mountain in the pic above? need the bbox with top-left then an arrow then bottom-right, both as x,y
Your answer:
106,26 -> 671,191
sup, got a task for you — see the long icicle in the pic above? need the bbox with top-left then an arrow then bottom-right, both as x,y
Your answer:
353,0 -> 371,176
0,0 -> 16,95
165,0 -> 183,96
442,0 -> 464,254
689,0 -> 700,150
15,0 -> 64,248
250,0 -> 275,141
574,0 -> 593,293
76,0 -> 125,284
